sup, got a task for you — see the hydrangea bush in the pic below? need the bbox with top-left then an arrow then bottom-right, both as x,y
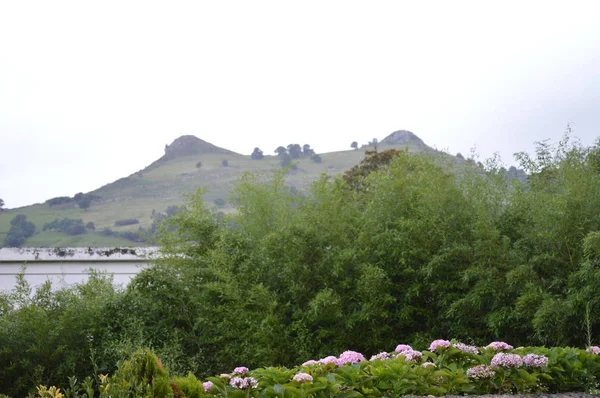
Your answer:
34,340 -> 600,398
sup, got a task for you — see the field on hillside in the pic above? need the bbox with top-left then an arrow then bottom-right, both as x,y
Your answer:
0,144 -> 426,247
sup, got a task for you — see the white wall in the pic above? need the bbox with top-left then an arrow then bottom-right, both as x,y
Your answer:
0,247 -> 157,292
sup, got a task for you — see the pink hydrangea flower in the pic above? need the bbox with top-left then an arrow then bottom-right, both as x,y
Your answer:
336,350 -> 366,365
233,366 -> 249,375
429,339 -> 451,351
522,353 -> 548,367
587,346 -> 600,355
319,356 -> 338,365
422,362 -> 436,368
230,377 -> 258,389
219,373 -> 231,379
370,352 -> 390,361
302,360 -> 319,366
486,341 -> 514,350
395,344 -> 413,353
398,349 -> 423,363
292,372 -> 313,383
491,352 -> 523,367
454,343 -> 479,354
467,364 -> 496,379
203,381 -> 213,392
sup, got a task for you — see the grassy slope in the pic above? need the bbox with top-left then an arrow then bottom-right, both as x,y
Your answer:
0,144 -> 427,247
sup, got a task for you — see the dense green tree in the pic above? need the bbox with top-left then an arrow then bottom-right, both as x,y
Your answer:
77,195 -> 92,209
274,146 -> 286,156
0,198 -> 4,210
351,141 -> 358,150
302,144 -> 315,157
251,147 -> 264,160
4,214 -> 36,247
287,143 -> 302,159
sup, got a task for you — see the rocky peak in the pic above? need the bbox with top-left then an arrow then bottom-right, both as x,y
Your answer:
380,130 -> 426,147
161,135 -> 237,161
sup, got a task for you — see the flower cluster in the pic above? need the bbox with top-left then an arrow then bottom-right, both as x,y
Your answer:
421,362 -> 436,368
302,359 -> 320,366
587,346 -> 600,355
233,366 -> 249,375
395,344 -> 413,353
319,356 -> 338,365
467,364 -> 496,379
230,377 -> 258,389
203,381 -> 213,392
336,350 -> 366,365
522,353 -> 548,367
398,349 -> 423,363
486,341 -> 514,350
219,373 -> 231,379
429,339 -> 451,351
454,343 -> 479,354
292,372 -> 313,383
491,353 -> 523,367
370,352 -> 390,361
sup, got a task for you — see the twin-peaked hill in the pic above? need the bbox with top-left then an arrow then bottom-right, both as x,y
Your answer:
0,131 -> 461,248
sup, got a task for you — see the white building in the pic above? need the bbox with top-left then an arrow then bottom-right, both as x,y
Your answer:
0,247 -> 158,292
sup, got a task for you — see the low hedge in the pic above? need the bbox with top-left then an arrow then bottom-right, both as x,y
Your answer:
32,341 -> 600,398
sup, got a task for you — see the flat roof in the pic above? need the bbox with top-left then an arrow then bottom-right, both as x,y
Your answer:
0,247 -> 159,262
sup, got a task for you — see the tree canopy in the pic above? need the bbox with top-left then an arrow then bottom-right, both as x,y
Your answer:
2,134 -> 600,395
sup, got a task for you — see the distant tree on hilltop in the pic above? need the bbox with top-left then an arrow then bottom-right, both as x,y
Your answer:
302,144 -> 315,157
351,141 -> 358,150
287,144 -> 302,159
0,198 -> 4,211
251,147 -> 264,160
275,146 -> 287,156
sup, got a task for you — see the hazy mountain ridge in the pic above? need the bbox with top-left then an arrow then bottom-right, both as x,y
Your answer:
0,131 -> 523,247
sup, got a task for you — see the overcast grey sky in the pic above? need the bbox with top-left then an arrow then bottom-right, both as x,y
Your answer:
1,1 -> 599,208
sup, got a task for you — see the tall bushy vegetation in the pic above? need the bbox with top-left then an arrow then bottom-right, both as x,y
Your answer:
2,135 -> 600,396
0,272 -> 125,396
143,135 -> 600,373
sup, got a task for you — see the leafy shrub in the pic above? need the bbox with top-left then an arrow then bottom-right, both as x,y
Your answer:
85,221 -> 95,230
115,218 -> 140,227
46,196 -> 74,206
31,342 -> 600,397
100,227 -> 144,242
3,214 -> 35,246
109,348 -> 173,397
43,218 -> 86,235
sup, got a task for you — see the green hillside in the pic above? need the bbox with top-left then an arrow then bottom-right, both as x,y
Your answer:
0,131 -> 440,247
